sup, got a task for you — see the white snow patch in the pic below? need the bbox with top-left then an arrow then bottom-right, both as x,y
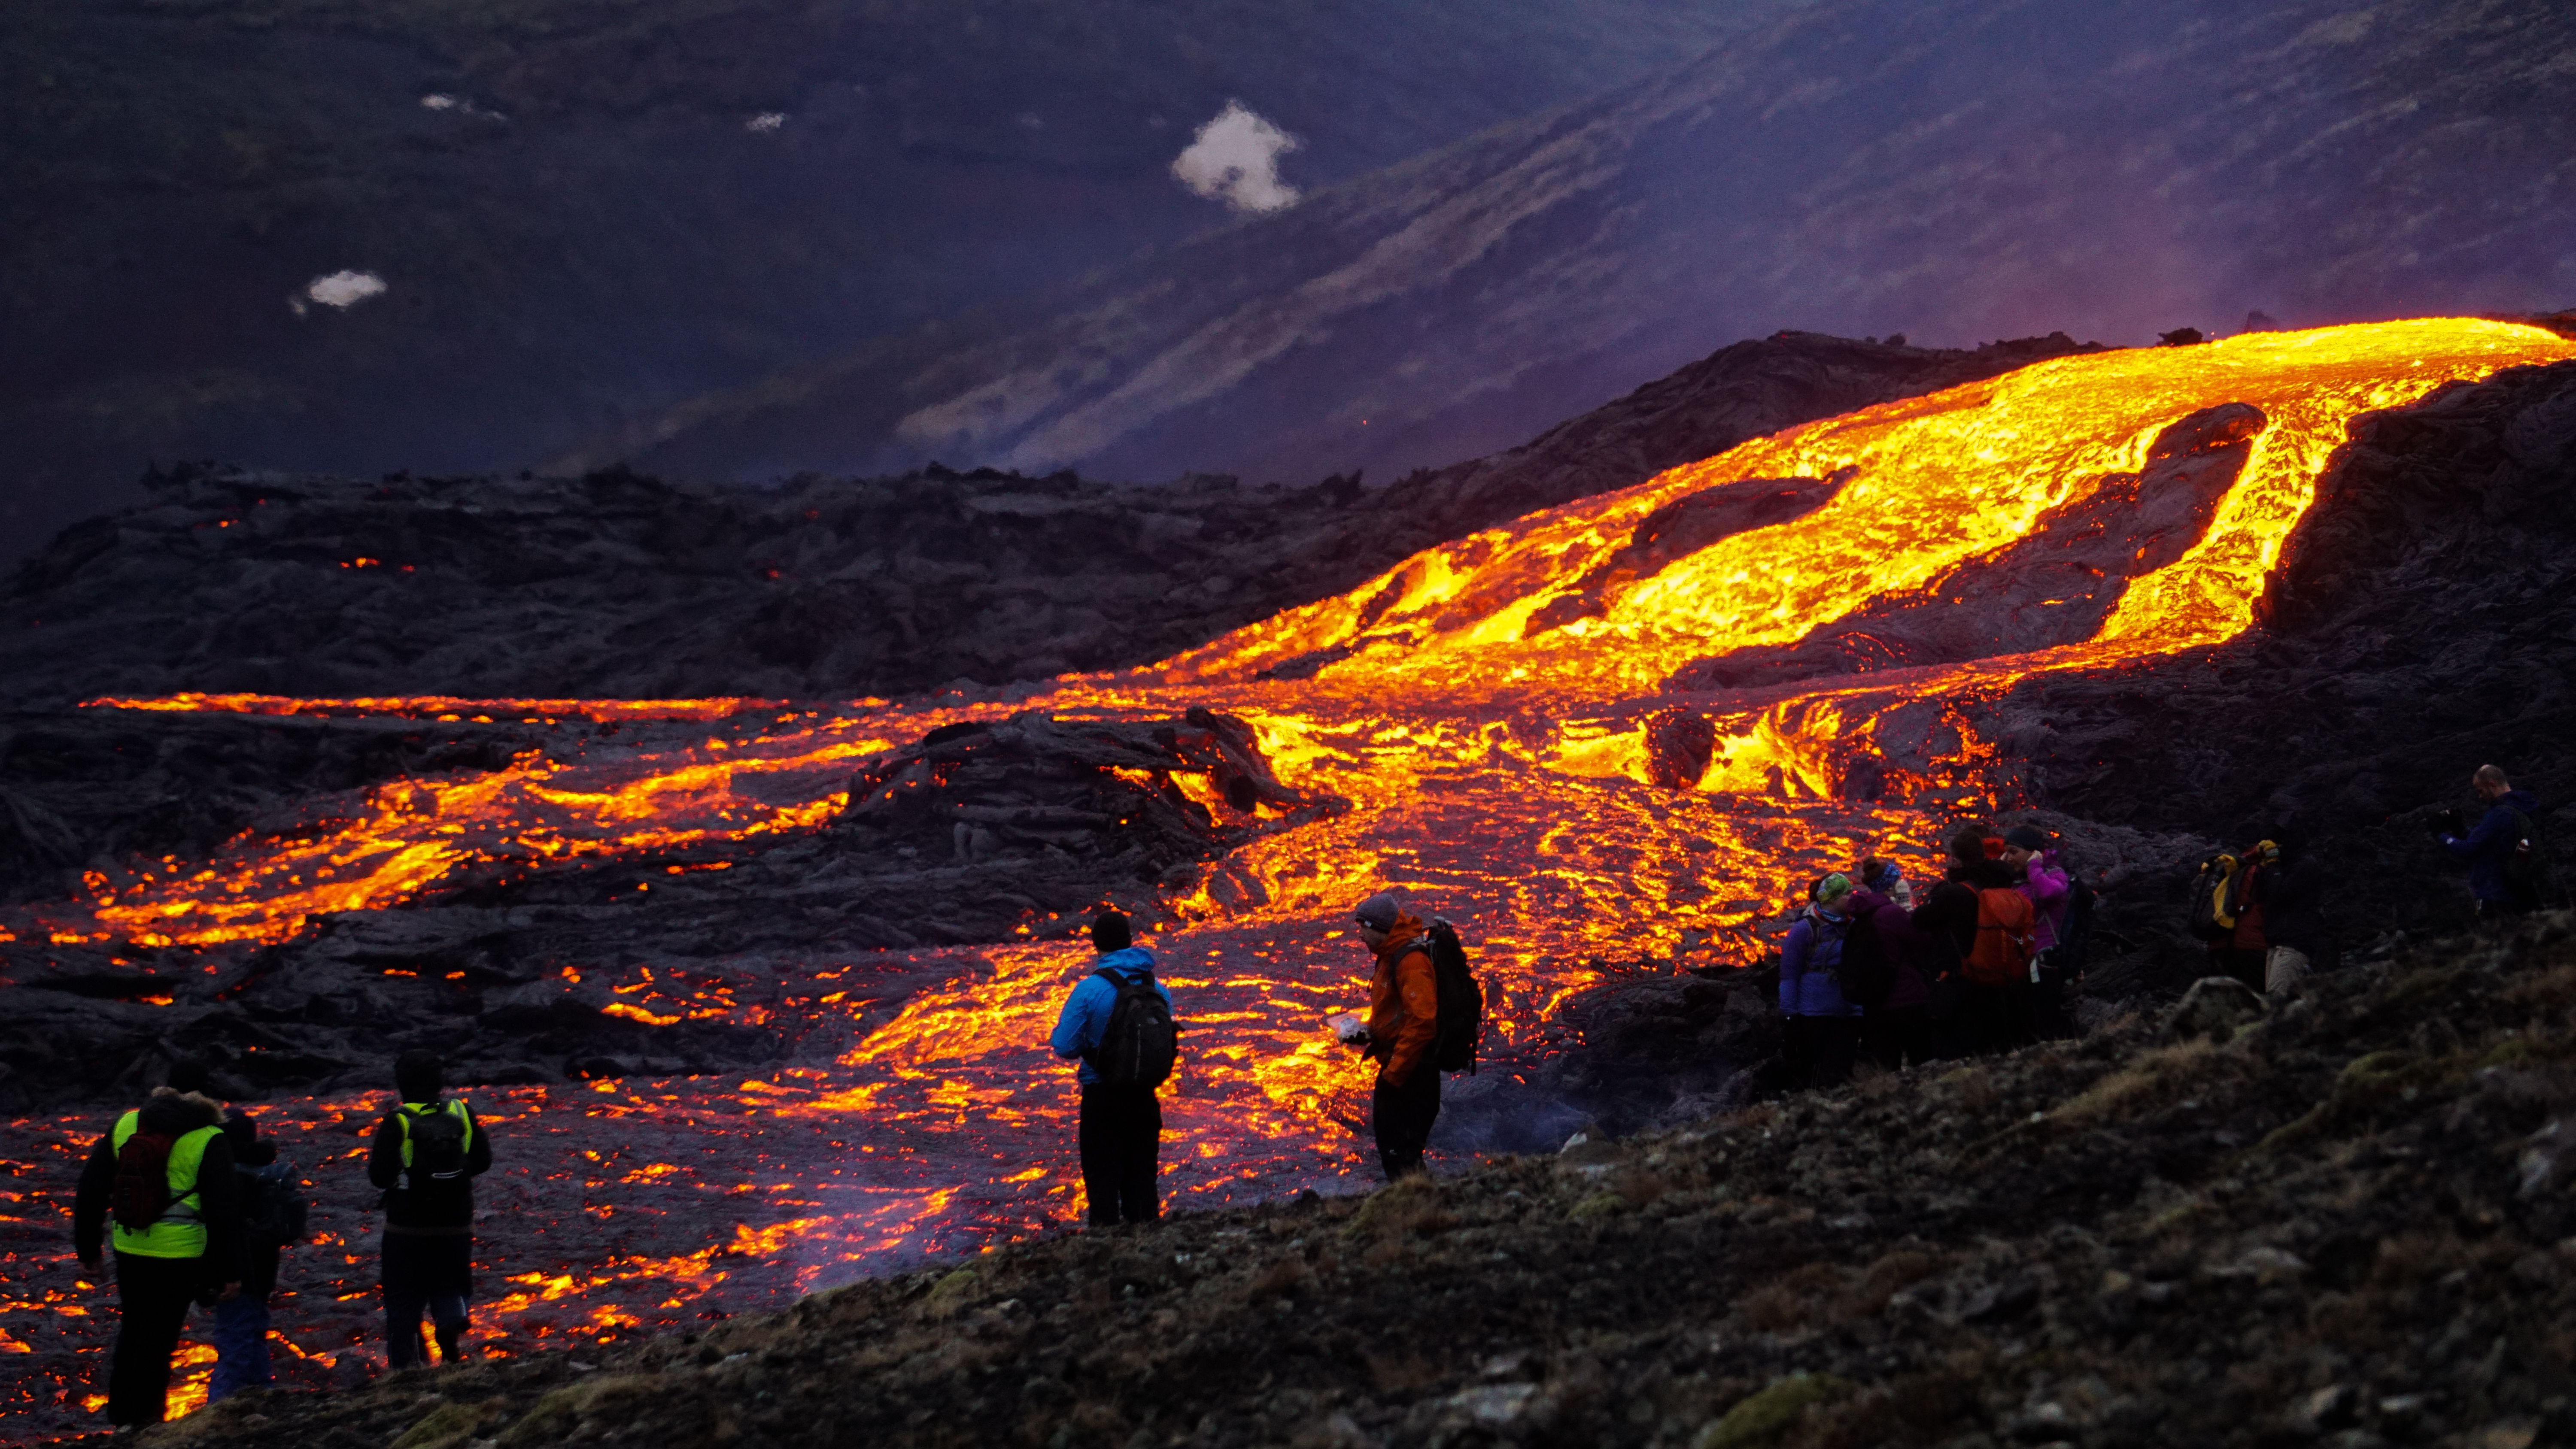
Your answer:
303,270 -> 388,310
420,93 -> 459,110
746,112 -> 787,133
1171,100 -> 1301,213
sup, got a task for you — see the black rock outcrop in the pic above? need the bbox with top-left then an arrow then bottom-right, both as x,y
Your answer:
0,333 -> 2092,708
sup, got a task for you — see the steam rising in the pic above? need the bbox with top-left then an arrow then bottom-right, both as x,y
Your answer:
295,270 -> 388,315
1171,100 -> 1302,213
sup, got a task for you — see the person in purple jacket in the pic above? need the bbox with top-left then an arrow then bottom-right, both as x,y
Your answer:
1779,873 -> 1862,1091
1847,875 -> 1933,1070
2002,825 -> 2074,1038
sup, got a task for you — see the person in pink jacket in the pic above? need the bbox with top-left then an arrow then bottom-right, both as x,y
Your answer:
2000,826 -> 2069,954
2002,825 -> 2072,1036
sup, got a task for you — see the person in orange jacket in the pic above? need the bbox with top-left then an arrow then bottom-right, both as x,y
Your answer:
1349,891 -> 1441,1179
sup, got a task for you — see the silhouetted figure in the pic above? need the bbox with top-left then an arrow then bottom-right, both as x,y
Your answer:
1780,873 -> 1862,1090
1050,910 -> 1176,1225
367,1050 -> 491,1367
2442,765 -> 2546,920
72,1067 -> 243,1427
1350,892 -> 1441,1179
1912,829 -> 2033,1055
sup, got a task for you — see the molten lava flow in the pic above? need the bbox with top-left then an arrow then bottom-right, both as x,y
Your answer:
1145,319 -> 2576,696
82,694 -> 805,722
8,319 -> 2573,1443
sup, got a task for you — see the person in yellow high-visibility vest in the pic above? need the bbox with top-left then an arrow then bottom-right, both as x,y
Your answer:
73,1083 -> 243,1428
365,1050 -> 493,1366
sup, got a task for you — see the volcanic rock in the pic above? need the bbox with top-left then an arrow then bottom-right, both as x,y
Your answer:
0,707 -> 1336,1113
0,332 -> 2094,709
838,706 -> 1333,863
0,709 -> 544,903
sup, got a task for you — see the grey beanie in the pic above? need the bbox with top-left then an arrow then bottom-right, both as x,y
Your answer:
1354,891 -> 1401,931
2003,825 -> 2050,851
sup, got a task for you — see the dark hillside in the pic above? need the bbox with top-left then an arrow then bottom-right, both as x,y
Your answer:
0,332 -> 2090,708
600,0 -> 2576,495
144,915 -> 2576,1449
0,0 -> 1766,564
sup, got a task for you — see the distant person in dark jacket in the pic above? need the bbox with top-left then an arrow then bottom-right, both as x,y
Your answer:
366,1050 -> 492,1367
140,1058 -> 305,1405
2253,828 -> 2329,991
1779,873 -> 1862,1089
1847,876 -> 1932,1070
1911,829 -> 2030,1056
210,1108 -> 299,1401
1048,909 -> 1173,1225
2442,765 -> 2544,919
72,1075 -> 243,1427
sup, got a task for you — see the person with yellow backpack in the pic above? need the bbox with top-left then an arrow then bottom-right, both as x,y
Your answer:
365,1051 -> 492,1367
71,1079 -> 245,1427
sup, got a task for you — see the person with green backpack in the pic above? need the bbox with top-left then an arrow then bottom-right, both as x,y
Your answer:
70,1079 -> 244,1427
2440,765 -> 2549,920
366,1050 -> 492,1367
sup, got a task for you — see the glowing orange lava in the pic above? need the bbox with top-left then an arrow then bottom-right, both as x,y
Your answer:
9,319 -> 2573,1440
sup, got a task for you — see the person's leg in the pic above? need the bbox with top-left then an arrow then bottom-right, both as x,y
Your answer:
2224,949 -> 2267,994
427,1234 -> 473,1362
246,1295 -> 273,1389
1780,1015 -> 1816,1089
107,1253 -> 196,1426
1812,1018 -> 1857,1089
1370,1071 -> 1408,1179
381,1237 -> 430,1368
207,1292 -> 267,1402
1373,1068 -> 1440,1179
1077,1082 -> 1120,1226
2263,946 -> 2311,994
1116,1086 -> 1162,1224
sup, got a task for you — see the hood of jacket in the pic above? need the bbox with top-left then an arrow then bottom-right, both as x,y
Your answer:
1374,911 -> 1428,962
1093,946 -> 1157,979
2501,789 -> 2541,815
138,1088 -> 224,1135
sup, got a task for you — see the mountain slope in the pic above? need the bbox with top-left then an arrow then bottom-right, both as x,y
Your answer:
595,0 -> 2576,492
0,0 -> 1774,563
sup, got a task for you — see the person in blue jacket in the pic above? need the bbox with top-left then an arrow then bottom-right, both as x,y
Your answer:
1779,873 -> 1862,1091
1048,910 -> 1172,1225
2441,765 -> 2543,919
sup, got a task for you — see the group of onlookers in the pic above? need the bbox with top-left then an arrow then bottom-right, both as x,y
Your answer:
73,1051 -> 490,1428
1776,824 -> 2084,1091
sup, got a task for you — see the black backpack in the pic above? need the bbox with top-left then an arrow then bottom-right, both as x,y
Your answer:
1833,909 -> 1897,1009
1090,968 -> 1179,1087
1423,919 -> 1485,1074
400,1103 -> 470,1186
238,1160 -> 309,1248
2053,875 -> 2097,973
2505,809 -> 2551,905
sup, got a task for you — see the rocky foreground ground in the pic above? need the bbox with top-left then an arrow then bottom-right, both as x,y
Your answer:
139,913 -> 2576,1449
